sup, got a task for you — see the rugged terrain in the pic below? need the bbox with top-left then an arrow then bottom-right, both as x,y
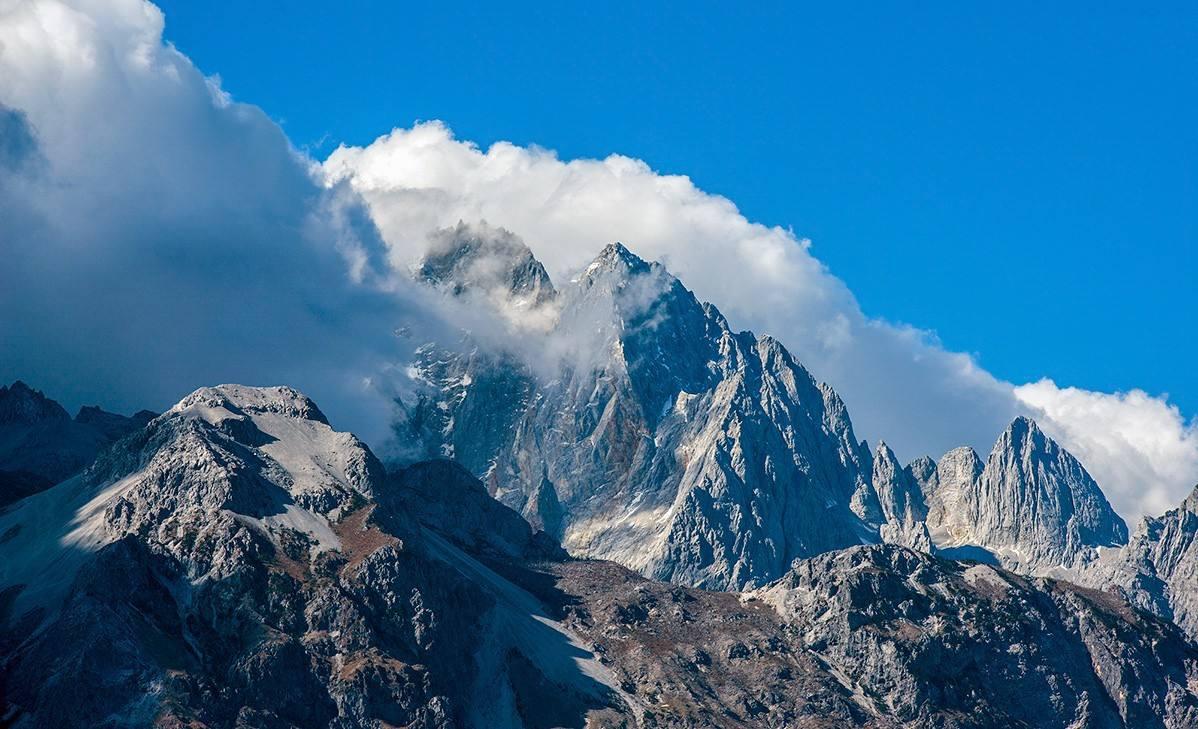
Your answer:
398,231 -> 1131,590
400,232 -> 882,590
4,383 -> 1198,728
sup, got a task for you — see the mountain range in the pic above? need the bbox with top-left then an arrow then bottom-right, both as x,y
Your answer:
2,234 -> 1197,727
398,231 -> 1132,589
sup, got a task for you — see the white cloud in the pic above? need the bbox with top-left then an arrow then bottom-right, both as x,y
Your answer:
1016,380 -> 1198,522
0,0 -> 425,444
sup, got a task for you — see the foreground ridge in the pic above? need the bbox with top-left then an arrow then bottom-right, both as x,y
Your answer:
3,383 -> 1197,727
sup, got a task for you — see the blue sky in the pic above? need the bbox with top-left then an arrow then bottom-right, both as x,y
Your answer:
156,1 -> 1196,414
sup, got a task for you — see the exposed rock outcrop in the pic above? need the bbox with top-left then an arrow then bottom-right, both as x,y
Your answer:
872,442 -> 932,551
757,545 -> 1198,728
919,417 -> 1127,572
1072,485 -> 1198,643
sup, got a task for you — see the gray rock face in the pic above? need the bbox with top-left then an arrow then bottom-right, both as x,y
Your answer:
872,442 -> 932,551
402,237 -> 877,590
1072,485 -> 1198,643
0,384 -> 632,728
0,380 -> 154,508
920,445 -> 985,543
920,417 -> 1128,572
757,545 -> 1198,728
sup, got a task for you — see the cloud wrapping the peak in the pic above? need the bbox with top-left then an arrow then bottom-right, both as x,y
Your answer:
325,122 -> 1198,524
324,123 -> 1023,456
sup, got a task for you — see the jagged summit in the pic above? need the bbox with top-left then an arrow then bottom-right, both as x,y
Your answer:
0,380 -> 69,425
0,381 -> 153,507
1182,483 -> 1198,514
917,416 -> 1127,571
404,239 -> 877,589
419,222 -> 556,308
871,442 -> 932,551
577,241 -> 651,281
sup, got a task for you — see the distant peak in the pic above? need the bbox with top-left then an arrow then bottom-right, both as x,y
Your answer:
583,242 -> 651,278
170,384 -> 329,426
74,405 -> 114,422
998,416 -> 1053,455
600,241 -> 637,261
941,445 -> 982,462
419,221 -> 555,304
1180,484 -> 1198,515
1009,414 -> 1040,433
0,379 -> 69,424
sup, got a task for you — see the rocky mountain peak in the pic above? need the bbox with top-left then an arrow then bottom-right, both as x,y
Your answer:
922,416 -> 1128,570
168,384 -> 331,425
0,382 -> 157,508
418,222 -> 556,308
570,241 -> 661,299
73,405 -> 156,441
0,380 -> 69,425
872,442 -> 932,550
998,413 -> 1048,454
404,239 -> 878,590
585,241 -> 647,275
1181,483 -> 1198,514
1,384 -> 386,621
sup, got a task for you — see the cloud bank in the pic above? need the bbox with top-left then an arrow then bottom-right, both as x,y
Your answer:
0,0 -> 425,444
324,123 -> 1198,523
1,1 -> 1194,522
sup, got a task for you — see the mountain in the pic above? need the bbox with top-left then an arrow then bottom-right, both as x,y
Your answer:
401,235 -> 1147,591
0,385 -> 632,728
1069,485 -> 1198,643
4,383 -> 1197,727
871,442 -> 933,551
0,380 -> 154,507
400,233 -> 879,590
917,416 -> 1128,571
